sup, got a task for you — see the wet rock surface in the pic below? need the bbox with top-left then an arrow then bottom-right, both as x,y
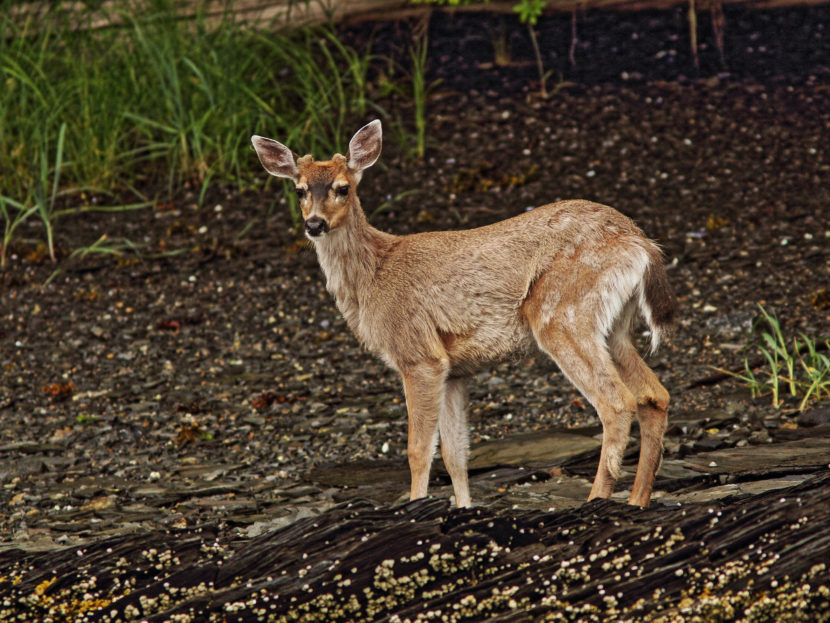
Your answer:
2,6 -> 830,620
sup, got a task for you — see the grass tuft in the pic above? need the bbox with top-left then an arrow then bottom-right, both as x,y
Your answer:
0,0 -> 391,264
717,305 -> 830,411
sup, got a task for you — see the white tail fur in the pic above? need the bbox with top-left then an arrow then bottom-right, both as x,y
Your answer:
252,120 -> 677,508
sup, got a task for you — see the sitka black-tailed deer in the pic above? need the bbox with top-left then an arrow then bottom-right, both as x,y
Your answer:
252,120 -> 677,508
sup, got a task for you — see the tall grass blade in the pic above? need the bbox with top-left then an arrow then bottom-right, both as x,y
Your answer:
688,0 -> 699,69
711,0 -> 726,66
410,30 -> 428,159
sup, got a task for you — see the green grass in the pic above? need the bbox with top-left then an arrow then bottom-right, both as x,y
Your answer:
719,305 -> 830,411
410,28 -> 430,160
0,0 -> 392,263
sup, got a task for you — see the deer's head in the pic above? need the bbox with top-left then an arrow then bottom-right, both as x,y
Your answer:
251,120 -> 382,239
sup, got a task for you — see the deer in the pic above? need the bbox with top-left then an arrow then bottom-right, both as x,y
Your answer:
251,120 -> 677,509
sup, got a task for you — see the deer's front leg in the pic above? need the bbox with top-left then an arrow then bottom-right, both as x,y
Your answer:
440,377 -> 471,508
401,360 -> 448,501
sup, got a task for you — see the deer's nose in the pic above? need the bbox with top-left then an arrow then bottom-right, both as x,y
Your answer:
304,216 -> 329,237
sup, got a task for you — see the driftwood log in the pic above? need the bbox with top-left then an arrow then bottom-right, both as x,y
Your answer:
10,0 -> 830,33
2,471 -> 830,621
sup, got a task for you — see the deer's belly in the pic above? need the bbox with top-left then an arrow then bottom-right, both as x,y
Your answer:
439,319 -> 535,377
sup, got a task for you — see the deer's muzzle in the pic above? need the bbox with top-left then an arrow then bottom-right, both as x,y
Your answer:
304,216 -> 329,238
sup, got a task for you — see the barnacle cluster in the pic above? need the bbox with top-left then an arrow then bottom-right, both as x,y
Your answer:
2,482 -> 830,622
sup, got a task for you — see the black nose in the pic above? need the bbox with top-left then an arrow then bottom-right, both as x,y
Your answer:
304,216 -> 329,237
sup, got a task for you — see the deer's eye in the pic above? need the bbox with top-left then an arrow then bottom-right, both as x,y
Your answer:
295,188 -> 307,199
336,185 -> 349,197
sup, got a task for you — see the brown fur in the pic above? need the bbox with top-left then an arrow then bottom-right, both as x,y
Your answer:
252,121 -> 676,508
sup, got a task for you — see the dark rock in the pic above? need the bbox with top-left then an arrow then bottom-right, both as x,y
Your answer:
798,407 -> 830,427
468,429 -> 601,470
692,434 -> 726,451
682,437 -> 830,473
307,459 -> 409,488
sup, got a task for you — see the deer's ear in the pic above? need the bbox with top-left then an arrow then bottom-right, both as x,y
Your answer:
251,135 -> 298,180
347,120 -> 382,176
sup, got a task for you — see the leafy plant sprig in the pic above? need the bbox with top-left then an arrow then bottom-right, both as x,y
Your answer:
716,304 -> 830,411
513,0 -> 546,25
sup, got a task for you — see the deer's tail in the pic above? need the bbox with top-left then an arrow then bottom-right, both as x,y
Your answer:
639,247 -> 678,354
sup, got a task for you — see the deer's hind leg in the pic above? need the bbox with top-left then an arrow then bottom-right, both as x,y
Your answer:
608,308 -> 670,507
526,313 -> 638,501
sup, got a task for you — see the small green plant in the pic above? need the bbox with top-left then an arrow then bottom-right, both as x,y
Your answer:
0,196 -> 37,269
0,122 -> 69,265
513,0 -> 550,97
718,305 -> 830,411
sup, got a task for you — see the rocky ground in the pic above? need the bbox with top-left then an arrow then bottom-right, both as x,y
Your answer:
1,5 -> 830,621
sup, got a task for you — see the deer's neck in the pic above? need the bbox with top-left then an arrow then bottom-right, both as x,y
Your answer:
313,203 -> 393,332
